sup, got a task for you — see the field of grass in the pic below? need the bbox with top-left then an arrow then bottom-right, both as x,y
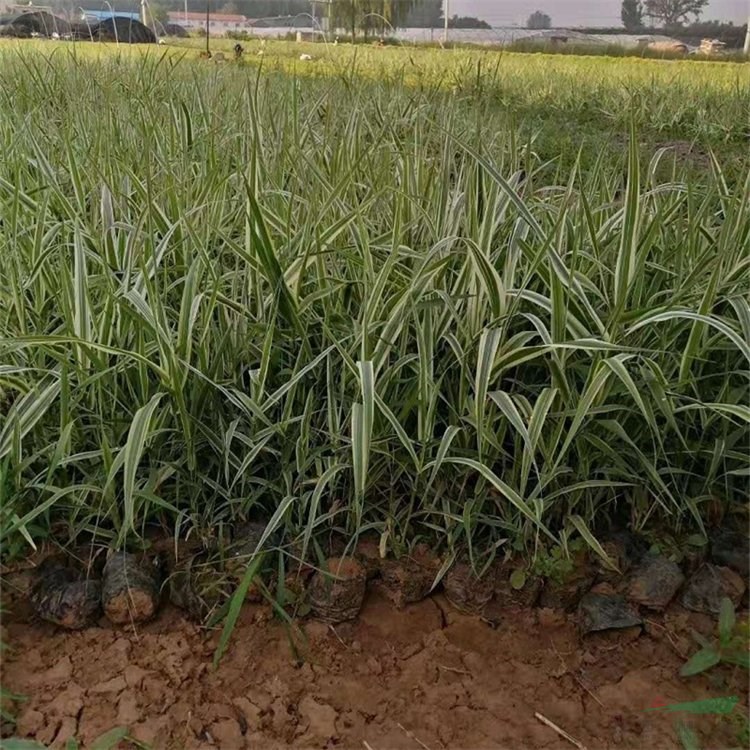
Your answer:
0,40 -> 748,577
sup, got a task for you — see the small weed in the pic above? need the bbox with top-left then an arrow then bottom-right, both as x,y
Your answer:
530,540 -> 586,584
681,598 -> 749,676
670,598 -> 750,750
1,726 -> 150,749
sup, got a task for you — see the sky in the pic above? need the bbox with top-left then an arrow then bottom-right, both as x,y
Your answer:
449,0 -> 749,26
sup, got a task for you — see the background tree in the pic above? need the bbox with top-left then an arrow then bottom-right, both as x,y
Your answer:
448,15 -> 490,29
404,0 -> 441,28
644,0 -> 708,26
147,0 -> 169,24
327,0 -> 417,39
621,0 -> 644,31
526,10 -> 551,30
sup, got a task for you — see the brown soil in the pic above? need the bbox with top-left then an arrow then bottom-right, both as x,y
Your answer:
2,589 -> 747,750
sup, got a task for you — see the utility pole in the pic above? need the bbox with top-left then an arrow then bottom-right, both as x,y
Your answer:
205,0 -> 210,54
744,10 -> 750,56
442,0 -> 448,44
184,0 -> 187,25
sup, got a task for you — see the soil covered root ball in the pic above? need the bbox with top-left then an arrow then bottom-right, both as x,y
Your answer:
168,550 -> 233,622
29,557 -> 101,629
626,554 -> 684,611
353,535 -> 383,580
594,530 -> 647,584
223,520 -> 282,602
102,550 -> 161,625
380,546 -> 441,608
538,552 -> 597,612
681,564 -> 746,614
492,563 -> 543,609
328,533 -> 383,580
444,560 -> 495,614
578,591 -> 642,635
309,557 -> 366,623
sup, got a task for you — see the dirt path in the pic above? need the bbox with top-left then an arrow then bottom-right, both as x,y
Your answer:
2,590 -> 747,749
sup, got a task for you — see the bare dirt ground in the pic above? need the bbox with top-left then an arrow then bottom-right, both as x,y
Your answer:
2,586 -> 747,750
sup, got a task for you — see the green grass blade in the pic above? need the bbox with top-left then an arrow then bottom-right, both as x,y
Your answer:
120,393 -> 163,539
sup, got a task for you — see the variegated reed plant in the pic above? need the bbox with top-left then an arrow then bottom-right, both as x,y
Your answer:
0,48 -> 748,586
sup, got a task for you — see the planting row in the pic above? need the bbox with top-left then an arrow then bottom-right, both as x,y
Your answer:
27,525 -> 749,637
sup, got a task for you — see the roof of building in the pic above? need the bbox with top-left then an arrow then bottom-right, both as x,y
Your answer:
168,11 -> 247,23
82,9 -> 140,20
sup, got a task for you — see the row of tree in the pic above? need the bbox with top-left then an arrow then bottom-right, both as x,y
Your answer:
323,0 -> 492,33
619,0 -> 748,47
621,0 -> 709,29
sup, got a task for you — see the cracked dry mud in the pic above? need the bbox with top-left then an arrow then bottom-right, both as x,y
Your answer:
3,587 -> 748,750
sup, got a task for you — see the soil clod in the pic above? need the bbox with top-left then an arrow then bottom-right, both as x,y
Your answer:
309,556 -> 366,623
578,592 -> 642,635
680,564 -> 746,615
626,554 -> 684,611
444,560 -> 494,614
102,551 -> 161,625
29,557 -> 101,630
709,528 -> 749,577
